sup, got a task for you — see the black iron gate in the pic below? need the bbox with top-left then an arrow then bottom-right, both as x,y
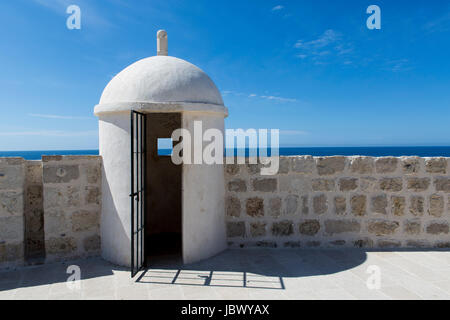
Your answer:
130,110 -> 146,277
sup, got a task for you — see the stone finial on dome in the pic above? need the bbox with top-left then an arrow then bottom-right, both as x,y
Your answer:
157,30 -> 168,56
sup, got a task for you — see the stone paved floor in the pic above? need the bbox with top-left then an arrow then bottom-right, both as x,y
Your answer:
0,249 -> 449,300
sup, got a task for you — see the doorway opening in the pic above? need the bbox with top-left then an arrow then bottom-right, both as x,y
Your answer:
145,113 -> 182,265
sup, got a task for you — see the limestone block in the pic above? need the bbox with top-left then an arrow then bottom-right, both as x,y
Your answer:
278,157 -> 291,174
391,196 -> 406,216
46,237 -> 77,255
228,179 -> 247,192
252,178 -> 277,192
71,209 -> 100,232
268,197 -> 281,217
434,177 -> 450,192
25,162 -> 42,185
371,194 -> 388,214
401,157 -> 421,174
313,194 -> 328,214
316,157 -> 346,176
350,157 -> 374,174
409,196 -> 424,216
379,178 -> 403,192
301,196 -> 309,215
312,178 -> 335,192
43,165 -> 80,184
83,234 -> 101,252
271,220 -> 293,236
226,222 -> 246,238
225,164 -> 240,176
406,177 -> 430,192
84,186 -> 100,205
44,186 -> 81,209
404,220 -> 421,235
250,222 -> 266,237
45,209 -> 70,236
246,163 -> 262,175
284,194 -> 298,215
334,196 -> 346,215
279,176 -> 311,193
0,216 -> 23,241
375,157 -> 398,173
246,197 -> 264,217
406,240 -> 429,248
377,240 -> 401,248
27,208 -> 44,234
0,190 -> 23,217
226,196 -> 241,218
299,220 -> 320,236
26,185 -> 42,208
0,242 -> 23,264
435,242 -> 450,249
359,177 -> 378,192
85,163 -> 101,184
351,195 -> 366,216
425,158 -> 447,174
428,194 -> 444,217
0,163 -> 25,189
339,178 -> 358,191
368,220 -> 400,236
291,156 -> 315,174
324,220 -> 360,235
426,222 -> 449,235
42,156 -> 63,162
354,238 -> 374,248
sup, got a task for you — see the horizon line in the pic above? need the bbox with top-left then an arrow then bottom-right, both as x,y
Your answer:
2,145 -> 450,152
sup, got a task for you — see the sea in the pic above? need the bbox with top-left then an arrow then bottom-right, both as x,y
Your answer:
1,146 -> 450,160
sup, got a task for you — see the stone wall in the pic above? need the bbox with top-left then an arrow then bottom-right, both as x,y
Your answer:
0,158 -> 25,268
3,153 -> 450,269
24,161 -> 45,263
0,155 -> 102,269
225,156 -> 450,249
43,156 -> 102,262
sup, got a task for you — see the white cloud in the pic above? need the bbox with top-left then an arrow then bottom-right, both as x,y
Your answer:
384,59 -> 412,72
221,90 -> 246,97
260,95 -> 297,103
224,91 -> 298,103
423,11 -> 450,33
272,5 -> 284,11
294,29 -> 356,65
335,44 -> 354,55
295,29 -> 341,50
28,113 -> 92,120
295,30 -> 413,72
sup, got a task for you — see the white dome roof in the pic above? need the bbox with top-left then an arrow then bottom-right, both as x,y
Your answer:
99,56 -> 224,106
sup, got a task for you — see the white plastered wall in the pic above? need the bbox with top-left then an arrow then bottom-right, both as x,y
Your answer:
181,112 -> 227,264
99,112 -> 132,267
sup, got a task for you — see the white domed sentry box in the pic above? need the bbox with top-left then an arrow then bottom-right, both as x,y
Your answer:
94,31 -> 228,276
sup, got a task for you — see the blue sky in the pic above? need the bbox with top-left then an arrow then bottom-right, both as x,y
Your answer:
0,0 -> 449,150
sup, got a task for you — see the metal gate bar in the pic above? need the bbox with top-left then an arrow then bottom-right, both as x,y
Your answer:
130,110 -> 146,277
